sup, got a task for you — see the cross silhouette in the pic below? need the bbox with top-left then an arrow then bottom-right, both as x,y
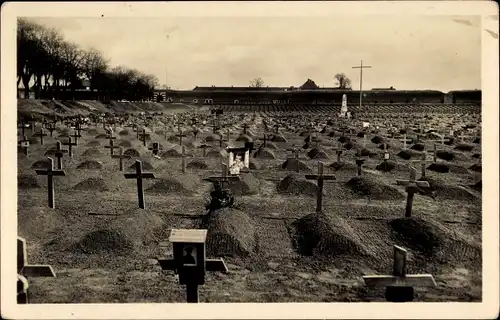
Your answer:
124,160 -> 156,209
305,162 -> 336,213
35,157 -> 66,208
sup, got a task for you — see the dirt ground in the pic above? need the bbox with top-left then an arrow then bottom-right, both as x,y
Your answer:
17,109 -> 482,303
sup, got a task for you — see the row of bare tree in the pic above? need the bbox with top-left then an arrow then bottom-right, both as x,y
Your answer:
17,18 -> 159,101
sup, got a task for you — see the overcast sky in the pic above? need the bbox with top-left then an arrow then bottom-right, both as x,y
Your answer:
31,15 -> 481,92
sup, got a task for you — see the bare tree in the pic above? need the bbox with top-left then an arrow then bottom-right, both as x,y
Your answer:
334,73 -> 352,89
249,77 -> 265,88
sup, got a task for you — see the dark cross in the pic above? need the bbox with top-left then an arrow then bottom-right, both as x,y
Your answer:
30,118 -> 36,133
46,123 -> 56,137
112,147 -> 131,171
363,245 -> 436,302
242,123 -> 249,135
286,147 -> 301,173
138,128 -> 148,146
54,141 -> 68,170
18,121 -> 26,137
457,132 -> 473,143
200,143 -> 212,157
148,142 -> 160,156
274,123 -> 280,134
105,139 -> 117,156
75,122 -> 83,137
18,136 -> 30,156
181,145 -> 189,173
410,152 -> 428,178
260,134 -> 270,148
106,131 -> 117,141
124,160 -> 156,209
400,134 -> 411,151
211,120 -> 219,133
355,149 -> 368,176
431,143 -> 444,163
216,134 -> 227,148
176,130 -> 187,146
62,137 -> 77,158
225,129 -> 231,143
335,142 -> 345,163
192,127 -> 200,141
305,162 -> 336,213
428,133 -> 449,146
35,157 -> 66,208
396,166 -> 431,217
311,133 -> 320,148
17,236 -> 57,304
71,130 -> 81,145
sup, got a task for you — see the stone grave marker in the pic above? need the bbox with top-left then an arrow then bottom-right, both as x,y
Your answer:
18,136 -> 30,156
148,142 -> 160,156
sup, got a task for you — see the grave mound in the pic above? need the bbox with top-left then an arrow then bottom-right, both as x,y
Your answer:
44,148 -> 59,156
454,143 -> 475,152
271,133 -> 287,142
338,136 -> 350,143
253,148 -> 276,160
472,153 -> 481,159
249,160 -> 260,170
397,150 -> 420,160
390,217 -> 444,256
447,164 -> 470,175
427,163 -> 450,173
327,131 -> 337,137
444,137 -> 455,146
204,208 -> 256,257
264,142 -> 279,150
346,176 -> 404,200
31,159 -> 51,169
167,135 -> 181,143
410,143 -> 425,151
160,146 -> 187,158
119,129 -> 129,136
329,161 -> 358,172
289,212 -> 370,258
302,142 -> 311,149
128,161 -> 154,170
186,160 -> 208,169
377,143 -> 391,150
473,137 -> 480,144
356,132 -> 366,138
28,136 -> 39,144
436,151 -> 456,161
224,174 -> 260,196
277,174 -> 318,197
118,140 -> 132,148
281,159 -> 311,172
343,141 -> 355,150
86,128 -> 99,135
307,148 -> 329,159
95,133 -> 107,139
81,148 -> 103,157
124,148 -> 141,158
74,229 -> 134,255
86,140 -> 101,147
359,147 -> 377,158
375,161 -> 397,172
77,160 -> 104,170
371,136 -> 384,144
18,174 -> 41,189
472,180 -> 482,191
469,164 -> 481,172
418,177 -> 479,202
206,149 -> 226,158
235,134 -> 253,143
73,177 -> 109,191
145,177 -> 194,196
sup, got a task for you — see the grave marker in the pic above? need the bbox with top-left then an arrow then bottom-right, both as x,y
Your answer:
396,166 -> 431,217
124,160 -> 156,209
305,162 -> 336,213
148,142 -> 160,156
112,146 -> 131,171
176,129 -> 187,146
400,134 -> 411,151
157,229 -> 228,303
204,163 -> 240,187
138,128 -> 148,146
62,137 -> 77,158
35,157 -> 66,208
363,245 -> 436,302
18,136 -> 30,156
355,149 -> 368,176
36,128 -> 48,145
199,142 -> 212,157
54,141 -> 68,170
105,139 -> 117,156
17,236 -> 57,304
286,147 -> 301,172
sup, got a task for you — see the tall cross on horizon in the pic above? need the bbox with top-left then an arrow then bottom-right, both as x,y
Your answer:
352,60 -> 372,108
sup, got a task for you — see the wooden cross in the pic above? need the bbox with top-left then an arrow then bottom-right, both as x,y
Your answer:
216,133 -> 227,148
242,123 -> 249,135
260,134 -> 269,148
112,147 -> 131,171
396,166 -> 431,217
35,157 -> 66,208
124,160 -> 156,209
62,137 -> 77,158
311,133 -> 320,148
54,141 -> 68,170
362,133 -> 368,148
30,119 -> 36,133
71,130 -> 81,145
363,245 -> 436,302
431,143 -> 443,163
46,123 -> 56,137
105,139 -> 117,156
305,162 -> 336,213
199,142 -> 212,157
355,149 -> 368,176
138,128 -> 147,146
274,123 -> 280,134
18,121 -> 26,137
17,236 -> 57,304
75,122 -> 83,137
181,145 -> 190,173
457,132 -> 473,143
211,120 -> 219,133
410,152 -> 428,178
35,128 -> 47,145
382,143 -> 390,162
335,142 -> 345,163
400,134 -> 411,150
176,129 -> 187,146
18,136 -> 30,156
427,133 -> 449,146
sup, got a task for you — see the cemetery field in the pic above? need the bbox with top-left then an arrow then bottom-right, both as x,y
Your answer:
17,107 -> 482,303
